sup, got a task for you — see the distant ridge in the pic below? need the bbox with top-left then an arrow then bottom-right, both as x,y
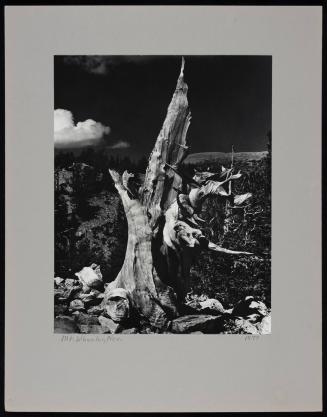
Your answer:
184,151 -> 267,165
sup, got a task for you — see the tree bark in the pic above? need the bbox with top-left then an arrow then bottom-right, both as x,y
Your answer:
103,60 -> 191,329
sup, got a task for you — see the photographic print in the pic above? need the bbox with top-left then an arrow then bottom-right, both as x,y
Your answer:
54,55 -> 272,335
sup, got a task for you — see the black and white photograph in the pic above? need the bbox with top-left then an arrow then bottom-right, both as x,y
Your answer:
54,55 -> 272,335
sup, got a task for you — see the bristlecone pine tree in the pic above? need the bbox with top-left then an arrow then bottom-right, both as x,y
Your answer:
103,58 -> 253,330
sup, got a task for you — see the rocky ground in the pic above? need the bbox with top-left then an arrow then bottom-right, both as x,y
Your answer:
54,263 -> 271,335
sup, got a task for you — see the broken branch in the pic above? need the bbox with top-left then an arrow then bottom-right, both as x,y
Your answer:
207,241 -> 253,256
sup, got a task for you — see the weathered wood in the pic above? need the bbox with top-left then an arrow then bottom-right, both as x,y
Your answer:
104,58 -> 253,330
140,57 -> 191,226
104,169 -> 178,329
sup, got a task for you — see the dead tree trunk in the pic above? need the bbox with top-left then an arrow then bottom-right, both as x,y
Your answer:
103,58 -> 252,330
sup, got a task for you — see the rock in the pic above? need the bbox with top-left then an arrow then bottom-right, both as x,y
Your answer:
120,327 -> 139,334
79,291 -> 103,307
75,264 -> 103,291
79,324 -> 105,334
54,288 -> 64,300
189,331 -> 204,334
232,296 -> 268,318
76,312 -> 99,326
84,288 -> 101,297
71,285 -> 84,298
249,300 -> 268,316
199,298 -> 226,315
98,315 -> 121,334
75,312 -> 103,333
247,313 -> 262,323
69,299 -> 85,312
223,317 -> 259,334
65,278 -> 78,288
257,314 -> 271,334
55,287 -> 72,303
171,314 -> 224,334
96,293 -> 105,300
54,277 -> 65,287
105,288 -> 130,323
55,285 -> 82,304
235,318 -> 259,334
184,297 -> 226,316
186,299 -> 201,310
87,305 -> 105,316
54,316 -> 79,333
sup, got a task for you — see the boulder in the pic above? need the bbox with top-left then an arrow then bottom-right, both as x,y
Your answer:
55,285 -> 82,304
250,300 -> 268,316
54,316 -> 79,333
235,318 -> 259,334
54,277 -> 65,287
79,290 -> 103,308
246,313 -> 262,323
232,296 -> 268,318
75,263 -> 103,291
76,312 -> 99,326
98,315 -> 122,334
223,317 -> 259,334
199,298 -> 226,315
185,296 -> 226,316
170,314 -> 224,334
257,314 -> 271,334
69,299 -> 85,312
55,287 -> 73,303
96,293 -> 105,300
87,305 -> 105,316
65,278 -> 78,288
104,288 -> 130,323
54,288 -> 65,301
71,286 -> 84,299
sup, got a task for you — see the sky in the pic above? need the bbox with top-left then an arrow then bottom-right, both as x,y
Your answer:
54,55 -> 271,161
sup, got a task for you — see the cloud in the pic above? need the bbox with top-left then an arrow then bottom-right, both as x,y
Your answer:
108,140 -> 130,149
54,109 -> 110,148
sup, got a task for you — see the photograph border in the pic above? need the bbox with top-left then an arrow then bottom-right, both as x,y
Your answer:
5,4 -> 323,412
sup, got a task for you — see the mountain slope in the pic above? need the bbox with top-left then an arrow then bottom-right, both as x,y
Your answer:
184,151 -> 267,165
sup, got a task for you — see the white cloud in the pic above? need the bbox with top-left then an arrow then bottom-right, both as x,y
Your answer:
108,140 -> 130,149
54,109 -> 110,148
